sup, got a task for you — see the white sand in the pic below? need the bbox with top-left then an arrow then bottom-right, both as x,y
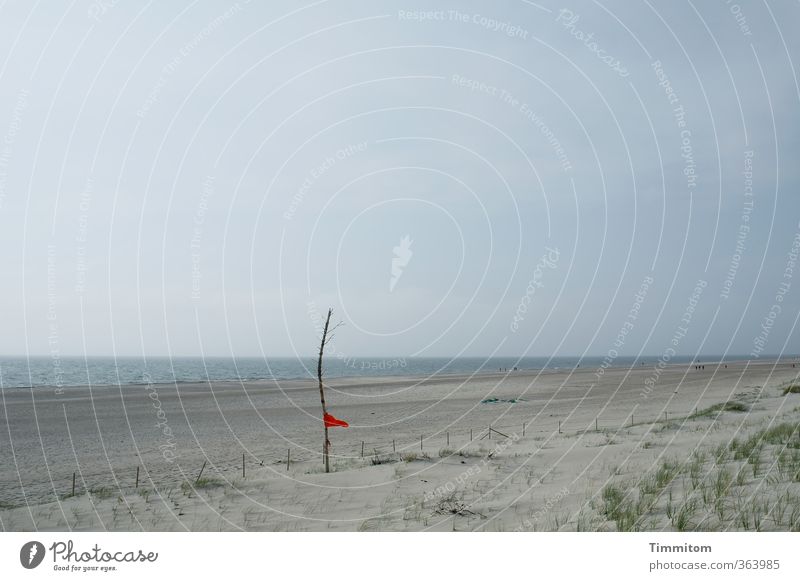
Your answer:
2,359 -> 800,531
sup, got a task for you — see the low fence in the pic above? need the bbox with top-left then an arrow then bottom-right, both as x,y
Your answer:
13,406 -> 716,504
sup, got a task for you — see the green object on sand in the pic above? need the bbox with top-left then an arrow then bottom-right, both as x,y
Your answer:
481,397 -> 522,404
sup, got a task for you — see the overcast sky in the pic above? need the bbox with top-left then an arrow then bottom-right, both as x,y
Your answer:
0,0 -> 798,359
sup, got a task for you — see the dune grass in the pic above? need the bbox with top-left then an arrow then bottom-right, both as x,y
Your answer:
181,477 -> 224,493
600,483 -> 638,531
590,417 -> 800,531
762,421 -> 800,446
88,486 -> 117,500
691,401 -> 748,418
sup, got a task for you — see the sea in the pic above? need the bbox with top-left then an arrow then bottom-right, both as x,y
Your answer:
0,355 -> 755,389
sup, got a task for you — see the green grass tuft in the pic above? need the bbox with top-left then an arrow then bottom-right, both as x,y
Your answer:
672,499 -> 697,531
88,486 -> 116,500
692,401 -> 748,418
182,477 -> 224,493
762,422 -> 800,446
601,483 -> 640,531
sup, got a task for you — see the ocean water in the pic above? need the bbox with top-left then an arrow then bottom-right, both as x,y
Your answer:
0,355 -> 743,389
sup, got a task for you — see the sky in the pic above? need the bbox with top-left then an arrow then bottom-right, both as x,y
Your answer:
0,0 -> 798,359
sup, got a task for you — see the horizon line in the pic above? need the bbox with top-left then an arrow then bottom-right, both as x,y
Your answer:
0,353 -> 795,360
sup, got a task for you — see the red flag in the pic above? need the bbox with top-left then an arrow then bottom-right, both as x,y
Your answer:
324,412 -> 349,428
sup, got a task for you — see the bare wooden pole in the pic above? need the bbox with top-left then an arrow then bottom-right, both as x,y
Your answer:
470,428 -> 473,441
242,453 -> 246,478
558,420 -> 562,434
446,432 -> 450,446
287,448 -> 291,471
393,440 -> 396,452
361,441 -> 364,457
72,472 -> 76,496
420,435 -> 423,450
317,308 -> 333,473
135,466 -> 139,489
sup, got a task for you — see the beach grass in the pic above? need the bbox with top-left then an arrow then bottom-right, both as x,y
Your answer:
691,401 -> 748,418
182,477 -> 224,493
88,486 -> 117,500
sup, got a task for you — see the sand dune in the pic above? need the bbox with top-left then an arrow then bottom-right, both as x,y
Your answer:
2,360 -> 800,531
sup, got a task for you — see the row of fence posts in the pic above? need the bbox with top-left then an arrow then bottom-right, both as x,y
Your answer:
62,411 -> 697,496
350,423 -> 526,457
338,410 -> 693,462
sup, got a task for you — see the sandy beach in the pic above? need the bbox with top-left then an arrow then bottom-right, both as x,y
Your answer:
1,359 -> 799,531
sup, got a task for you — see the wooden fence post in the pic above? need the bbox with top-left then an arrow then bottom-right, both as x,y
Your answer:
72,472 -> 76,496
195,461 -> 207,484
135,466 -> 139,489
242,453 -> 246,478
287,449 -> 291,471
